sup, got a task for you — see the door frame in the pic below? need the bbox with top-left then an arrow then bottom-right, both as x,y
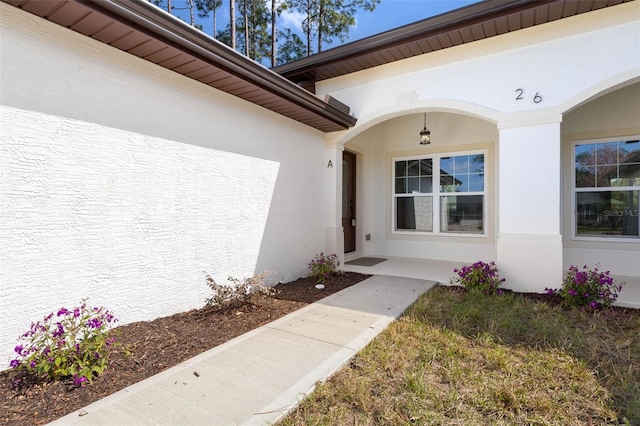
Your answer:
342,150 -> 357,254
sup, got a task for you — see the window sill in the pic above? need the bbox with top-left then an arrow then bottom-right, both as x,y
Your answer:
392,230 -> 487,238
572,236 -> 640,244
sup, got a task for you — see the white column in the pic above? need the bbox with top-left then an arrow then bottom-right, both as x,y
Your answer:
497,119 -> 563,292
324,140 -> 345,267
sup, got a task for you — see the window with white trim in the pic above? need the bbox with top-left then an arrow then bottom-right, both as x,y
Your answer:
393,152 -> 485,235
574,138 -> 640,239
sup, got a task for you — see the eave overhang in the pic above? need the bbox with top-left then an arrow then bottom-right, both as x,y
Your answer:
2,0 -> 357,132
274,0 -> 633,84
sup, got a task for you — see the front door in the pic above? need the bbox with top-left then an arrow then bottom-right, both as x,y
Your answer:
342,151 -> 356,253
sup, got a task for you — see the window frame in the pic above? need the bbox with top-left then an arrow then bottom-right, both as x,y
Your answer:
571,136 -> 640,242
392,150 -> 487,237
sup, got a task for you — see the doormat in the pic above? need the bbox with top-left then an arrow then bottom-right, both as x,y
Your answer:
345,257 -> 387,267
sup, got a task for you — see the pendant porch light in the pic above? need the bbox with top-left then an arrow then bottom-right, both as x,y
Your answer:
419,113 -> 431,145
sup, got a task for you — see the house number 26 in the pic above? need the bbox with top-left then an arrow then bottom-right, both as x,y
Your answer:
515,89 -> 542,103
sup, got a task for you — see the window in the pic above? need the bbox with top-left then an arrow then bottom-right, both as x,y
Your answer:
574,139 -> 640,239
393,152 -> 485,235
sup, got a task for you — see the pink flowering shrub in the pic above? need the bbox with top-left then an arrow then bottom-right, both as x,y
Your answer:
308,253 -> 341,283
546,264 -> 625,310
10,300 -> 118,387
450,261 -> 505,295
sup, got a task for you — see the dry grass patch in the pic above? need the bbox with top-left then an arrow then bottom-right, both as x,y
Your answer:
279,286 -> 640,425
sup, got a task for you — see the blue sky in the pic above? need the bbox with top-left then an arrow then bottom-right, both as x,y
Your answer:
168,0 -> 479,50
335,0 -> 479,44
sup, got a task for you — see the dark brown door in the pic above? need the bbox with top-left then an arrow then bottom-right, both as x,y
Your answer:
343,151 -> 356,253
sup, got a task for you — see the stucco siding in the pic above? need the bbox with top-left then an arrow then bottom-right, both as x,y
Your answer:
315,2 -> 639,126
0,5 -> 326,367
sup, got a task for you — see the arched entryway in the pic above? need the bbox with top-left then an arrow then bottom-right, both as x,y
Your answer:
339,110 -> 499,263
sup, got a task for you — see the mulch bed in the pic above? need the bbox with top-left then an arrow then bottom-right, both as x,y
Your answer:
0,272 -> 371,425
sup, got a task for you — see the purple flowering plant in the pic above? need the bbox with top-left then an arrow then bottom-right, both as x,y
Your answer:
450,261 -> 506,295
10,300 -> 118,387
545,264 -> 625,310
308,252 -> 341,283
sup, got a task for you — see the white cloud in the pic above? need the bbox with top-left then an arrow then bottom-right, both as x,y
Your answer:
279,8 -> 305,31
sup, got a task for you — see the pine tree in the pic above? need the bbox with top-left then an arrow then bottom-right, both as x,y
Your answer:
271,0 -> 277,68
195,0 -> 223,37
187,0 -> 195,25
243,0 -> 271,62
230,0 -> 236,49
277,28 -> 306,65
282,0 -> 379,54
219,0 -> 270,62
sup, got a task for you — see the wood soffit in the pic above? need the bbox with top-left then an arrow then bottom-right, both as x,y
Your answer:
2,0 -> 356,132
3,0 -> 633,132
274,0 -> 634,84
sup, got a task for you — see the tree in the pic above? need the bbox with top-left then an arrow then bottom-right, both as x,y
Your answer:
218,0 -> 270,63
283,0 -> 379,54
148,0 -> 171,14
172,0 -> 196,25
240,0 -> 271,62
187,0 -> 195,25
155,0 -> 197,25
281,0 -> 315,55
242,0 -> 249,56
277,28 -> 306,65
230,0 -> 236,49
195,0 -> 223,37
271,0 -> 277,68
216,27 -> 232,45
150,0 -> 378,65
318,0 -> 379,52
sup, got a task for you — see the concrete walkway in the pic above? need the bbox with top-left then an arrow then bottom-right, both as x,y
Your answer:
49,275 -> 435,426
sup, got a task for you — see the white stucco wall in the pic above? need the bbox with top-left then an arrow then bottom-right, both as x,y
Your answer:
496,122 -> 564,293
316,2 -> 639,126
0,4 -> 327,367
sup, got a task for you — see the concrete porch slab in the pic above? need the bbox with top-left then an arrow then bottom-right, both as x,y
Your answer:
343,256 -> 464,284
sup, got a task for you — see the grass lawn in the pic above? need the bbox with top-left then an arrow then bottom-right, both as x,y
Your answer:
279,286 -> 640,425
